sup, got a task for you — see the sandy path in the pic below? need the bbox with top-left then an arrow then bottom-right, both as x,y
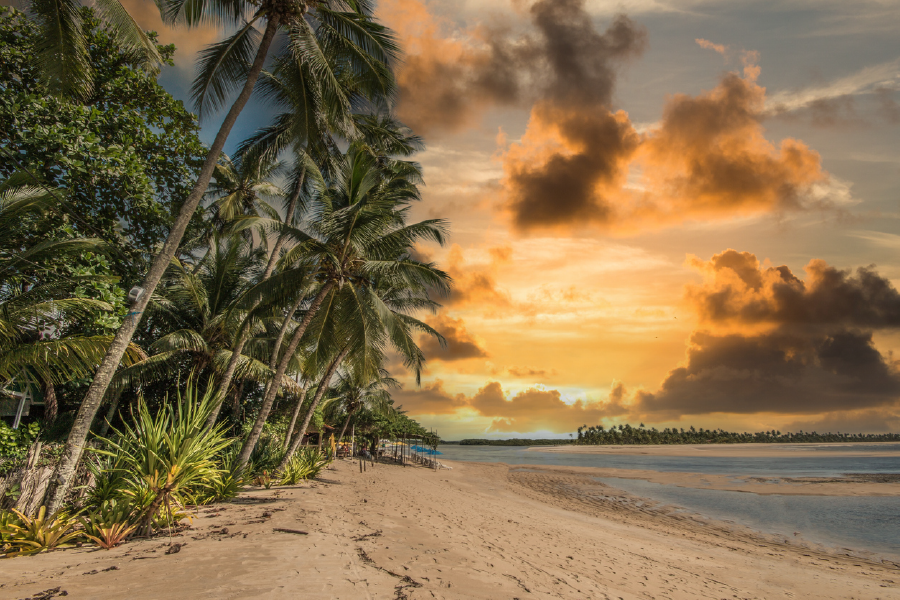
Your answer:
1,459 -> 897,599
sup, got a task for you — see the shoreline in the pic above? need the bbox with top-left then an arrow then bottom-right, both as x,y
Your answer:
1,459 -> 897,599
497,462 -> 900,497
528,441 -> 900,458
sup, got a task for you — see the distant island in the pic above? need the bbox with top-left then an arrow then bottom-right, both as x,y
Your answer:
439,426 -> 900,446
575,424 -> 900,445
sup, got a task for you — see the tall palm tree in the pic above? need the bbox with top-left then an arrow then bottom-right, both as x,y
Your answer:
236,146 -> 450,469
210,40 -> 404,411
48,0 -> 399,511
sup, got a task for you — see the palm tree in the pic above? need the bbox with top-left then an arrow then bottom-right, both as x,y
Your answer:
23,0 -> 161,99
114,235 -> 275,393
325,369 -> 398,446
210,42 -> 406,412
207,155 -> 284,235
237,145 -> 450,469
0,179 -> 144,396
49,0 -> 399,511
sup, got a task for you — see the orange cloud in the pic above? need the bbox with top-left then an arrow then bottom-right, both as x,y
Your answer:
443,245 -> 511,308
632,66 -> 829,224
419,314 -> 488,361
469,382 -> 629,433
695,38 -> 727,55
392,379 -> 469,415
501,104 -> 640,230
686,249 -> 900,331
631,251 -> 900,418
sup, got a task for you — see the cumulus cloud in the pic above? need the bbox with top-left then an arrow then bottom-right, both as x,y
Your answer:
499,22 -> 834,231
635,329 -> 900,416
633,250 -> 900,418
469,382 -> 629,433
631,66 -> 830,223
685,249 -> 900,330
442,244 -> 511,309
419,314 -> 488,361
391,379 -> 469,415
383,0 -> 843,232
380,0 -> 646,138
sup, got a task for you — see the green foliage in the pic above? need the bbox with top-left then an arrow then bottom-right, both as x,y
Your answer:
248,431 -> 285,476
79,499 -> 137,549
279,447 -> 329,485
1,506 -> 81,557
93,378 -> 232,530
0,7 -> 206,284
187,443 -> 247,504
0,422 -> 41,458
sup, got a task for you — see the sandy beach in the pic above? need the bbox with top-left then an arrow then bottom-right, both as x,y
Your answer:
1,456 -> 898,599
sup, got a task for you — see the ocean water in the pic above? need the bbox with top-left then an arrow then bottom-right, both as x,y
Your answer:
439,444 -> 900,560
437,444 -> 900,477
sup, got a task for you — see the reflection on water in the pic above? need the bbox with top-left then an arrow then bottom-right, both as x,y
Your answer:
438,444 -> 900,477
597,477 -> 900,560
440,445 -> 900,560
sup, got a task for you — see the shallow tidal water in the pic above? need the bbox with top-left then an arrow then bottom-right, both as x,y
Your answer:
438,444 -> 900,560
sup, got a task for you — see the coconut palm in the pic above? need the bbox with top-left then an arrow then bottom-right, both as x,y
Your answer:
236,145 -> 451,469
324,369 -> 397,447
207,154 -> 284,234
49,0 -> 400,511
114,234 -> 276,393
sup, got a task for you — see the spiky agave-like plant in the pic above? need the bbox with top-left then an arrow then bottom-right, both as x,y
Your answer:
95,377 -> 232,535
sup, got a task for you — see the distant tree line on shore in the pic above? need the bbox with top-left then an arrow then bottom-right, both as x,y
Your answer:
577,424 -> 900,445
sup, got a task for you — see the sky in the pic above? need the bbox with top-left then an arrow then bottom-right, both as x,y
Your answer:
33,0 -> 900,438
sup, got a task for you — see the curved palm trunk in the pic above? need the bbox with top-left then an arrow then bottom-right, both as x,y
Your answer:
96,386 -> 124,439
282,378 -> 311,451
237,281 -> 335,469
279,345 -> 349,470
208,174 -> 306,423
44,17 -> 283,514
337,406 -> 358,444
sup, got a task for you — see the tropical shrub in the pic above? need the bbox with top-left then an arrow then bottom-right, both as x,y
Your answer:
79,499 -> 137,549
252,471 -> 273,489
94,379 -> 231,532
0,421 -> 40,458
279,448 -> 329,485
187,443 -> 247,504
1,506 -> 80,557
248,431 -> 285,476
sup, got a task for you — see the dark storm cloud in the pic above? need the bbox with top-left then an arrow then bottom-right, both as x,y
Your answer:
419,314 -> 488,362
635,329 -> 900,416
634,251 -> 900,418
383,0 -> 646,135
687,249 -> 900,329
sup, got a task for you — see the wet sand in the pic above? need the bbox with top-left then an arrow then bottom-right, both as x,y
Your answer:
507,464 -> 900,496
1,458 -> 897,599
